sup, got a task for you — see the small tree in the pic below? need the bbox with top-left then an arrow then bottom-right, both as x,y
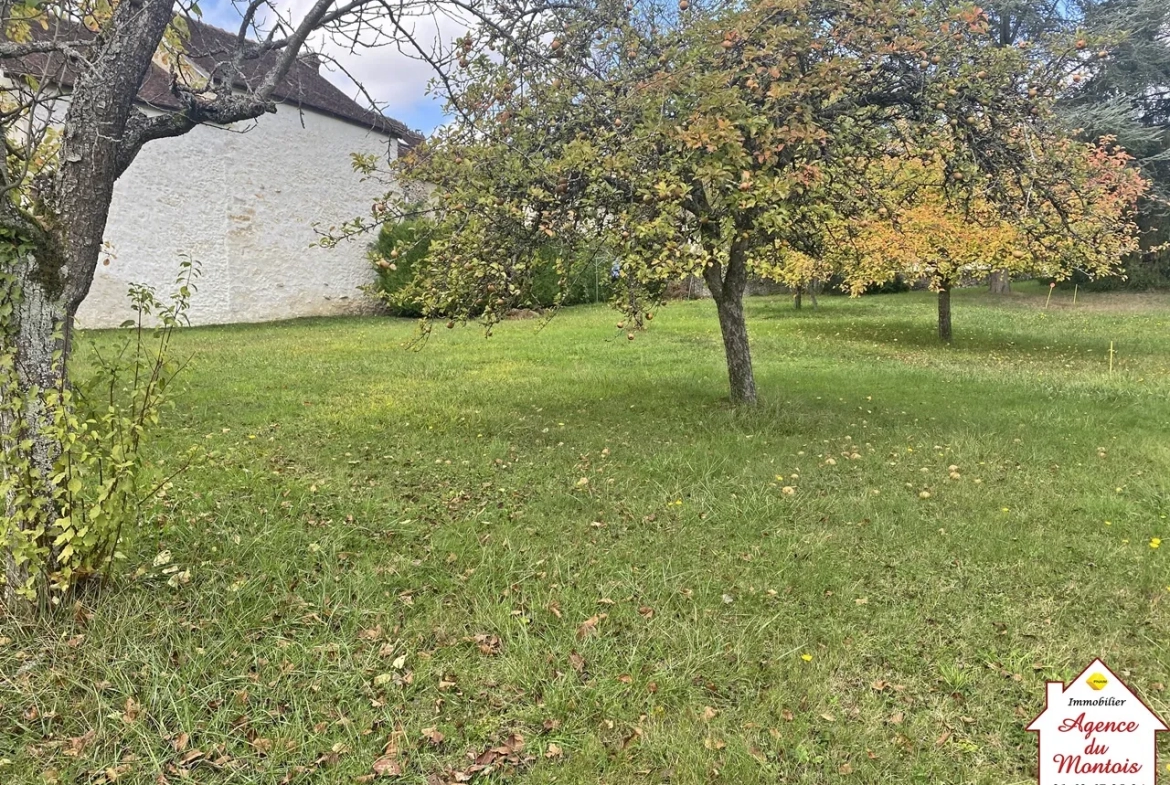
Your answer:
832,147 -> 1147,340
756,248 -> 835,311
392,0 -> 1146,404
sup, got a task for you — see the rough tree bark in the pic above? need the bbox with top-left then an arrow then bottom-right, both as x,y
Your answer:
988,270 -> 1011,293
1,255 -> 67,609
938,287 -> 953,342
703,235 -> 757,405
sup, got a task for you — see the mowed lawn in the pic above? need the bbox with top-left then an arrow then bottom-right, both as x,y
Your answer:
4,282 -> 1170,784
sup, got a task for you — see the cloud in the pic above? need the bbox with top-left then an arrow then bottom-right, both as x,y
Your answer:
201,0 -> 466,135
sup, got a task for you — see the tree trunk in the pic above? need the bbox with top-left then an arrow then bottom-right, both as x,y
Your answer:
702,234 -> 757,405
938,287 -> 953,342
793,287 -> 802,310
988,270 -> 1011,294
714,289 -> 756,405
2,253 -> 69,611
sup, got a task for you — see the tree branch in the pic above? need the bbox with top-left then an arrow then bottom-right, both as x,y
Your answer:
0,39 -> 90,59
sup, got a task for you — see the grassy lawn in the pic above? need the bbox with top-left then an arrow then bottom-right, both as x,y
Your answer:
4,281 -> 1170,784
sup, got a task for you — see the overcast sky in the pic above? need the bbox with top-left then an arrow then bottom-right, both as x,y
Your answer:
201,0 -> 459,136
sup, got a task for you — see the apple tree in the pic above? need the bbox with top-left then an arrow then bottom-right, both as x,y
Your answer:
392,0 -> 1145,403
806,144 -> 1146,340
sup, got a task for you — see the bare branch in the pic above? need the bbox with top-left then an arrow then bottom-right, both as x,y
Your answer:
0,39 -> 90,60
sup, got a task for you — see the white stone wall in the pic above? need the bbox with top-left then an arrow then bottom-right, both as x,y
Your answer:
76,105 -> 400,328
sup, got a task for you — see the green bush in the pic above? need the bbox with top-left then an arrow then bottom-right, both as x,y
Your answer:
528,246 -> 617,307
368,215 -> 435,317
369,220 -> 617,315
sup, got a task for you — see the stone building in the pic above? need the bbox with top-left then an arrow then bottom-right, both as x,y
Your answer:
32,20 -> 422,327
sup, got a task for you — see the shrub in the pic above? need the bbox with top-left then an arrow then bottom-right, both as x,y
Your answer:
370,219 -> 618,315
368,215 -> 435,317
528,245 -> 618,308
1,255 -> 199,605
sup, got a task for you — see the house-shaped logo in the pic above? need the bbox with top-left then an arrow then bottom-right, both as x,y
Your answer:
1028,659 -> 1167,785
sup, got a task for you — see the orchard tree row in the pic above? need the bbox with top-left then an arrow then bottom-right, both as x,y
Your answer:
369,0 -> 1153,403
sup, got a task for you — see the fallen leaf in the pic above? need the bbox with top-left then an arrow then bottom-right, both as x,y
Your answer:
371,755 -> 402,777
576,614 -> 607,639
179,749 -> 205,767
887,712 -> 904,725
472,634 -> 501,655
544,743 -> 563,759
839,763 -> 854,775
702,706 -> 718,721
64,730 -> 96,757
569,651 -> 585,672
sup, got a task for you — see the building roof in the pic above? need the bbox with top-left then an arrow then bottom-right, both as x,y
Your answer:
9,15 -> 423,146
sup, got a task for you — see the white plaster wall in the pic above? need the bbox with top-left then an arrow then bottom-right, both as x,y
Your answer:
76,104 -> 400,328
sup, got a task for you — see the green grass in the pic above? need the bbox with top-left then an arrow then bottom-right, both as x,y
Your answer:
4,281 -> 1170,784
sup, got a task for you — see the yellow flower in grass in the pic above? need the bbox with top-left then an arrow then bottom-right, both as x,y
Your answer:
801,653 -> 813,662
1151,537 -> 1162,549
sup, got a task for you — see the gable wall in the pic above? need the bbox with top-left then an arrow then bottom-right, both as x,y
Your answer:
76,103 -> 399,328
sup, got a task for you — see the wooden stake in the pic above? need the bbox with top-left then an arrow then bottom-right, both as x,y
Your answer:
1072,284 -> 1078,305
1045,282 -> 1055,309
1109,341 -> 1114,374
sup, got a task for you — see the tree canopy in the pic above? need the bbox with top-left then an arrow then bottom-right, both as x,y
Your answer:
390,0 -> 1148,400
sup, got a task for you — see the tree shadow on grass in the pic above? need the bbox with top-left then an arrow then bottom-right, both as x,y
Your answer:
749,293 -> 1162,360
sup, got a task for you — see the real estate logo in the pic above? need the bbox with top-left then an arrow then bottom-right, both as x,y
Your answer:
1027,659 -> 1167,785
